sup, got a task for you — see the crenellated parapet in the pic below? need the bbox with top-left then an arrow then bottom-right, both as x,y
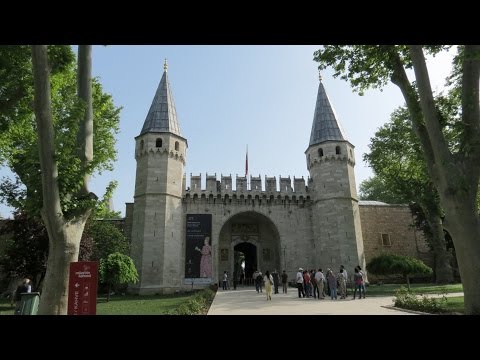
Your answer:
184,173 -> 310,198
183,191 -> 312,208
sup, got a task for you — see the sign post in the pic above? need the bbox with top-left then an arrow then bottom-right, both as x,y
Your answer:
67,261 -> 98,315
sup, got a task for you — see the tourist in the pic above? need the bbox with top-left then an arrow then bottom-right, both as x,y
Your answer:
340,265 -> 348,297
13,278 -> 31,315
281,270 -> 288,294
264,270 -> 274,300
337,269 -> 346,299
326,269 -> 337,300
222,271 -> 228,290
296,268 -> 305,298
315,268 -> 325,299
272,270 -> 280,294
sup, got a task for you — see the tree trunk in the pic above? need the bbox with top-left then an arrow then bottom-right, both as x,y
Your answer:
37,219 -> 88,314
77,45 -> 93,195
405,275 -> 410,291
423,208 -> 454,284
107,283 -> 111,302
390,46 -> 480,314
408,46 -> 480,314
442,196 -> 480,314
32,45 -> 94,314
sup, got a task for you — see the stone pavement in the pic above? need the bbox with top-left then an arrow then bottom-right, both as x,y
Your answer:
208,287 -> 416,315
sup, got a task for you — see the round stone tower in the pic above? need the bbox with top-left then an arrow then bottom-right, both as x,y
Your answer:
305,74 -> 366,275
130,60 -> 188,294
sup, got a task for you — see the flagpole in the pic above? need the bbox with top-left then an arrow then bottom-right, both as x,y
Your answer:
245,144 -> 248,190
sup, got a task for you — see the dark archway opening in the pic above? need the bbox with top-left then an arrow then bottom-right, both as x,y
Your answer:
234,242 -> 256,284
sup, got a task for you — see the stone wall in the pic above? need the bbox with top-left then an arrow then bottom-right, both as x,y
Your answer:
359,203 -> 433,282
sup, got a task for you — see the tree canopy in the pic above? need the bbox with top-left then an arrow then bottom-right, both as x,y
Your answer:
359,176 -> 407,204
0,45 -> 121,216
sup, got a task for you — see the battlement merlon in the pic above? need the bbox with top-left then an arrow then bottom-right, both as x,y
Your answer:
184,173 -> 309,195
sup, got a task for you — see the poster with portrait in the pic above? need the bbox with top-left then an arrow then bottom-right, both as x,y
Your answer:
185,214 -> 212,284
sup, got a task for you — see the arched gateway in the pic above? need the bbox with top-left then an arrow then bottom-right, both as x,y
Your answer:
218,211 -> 281,285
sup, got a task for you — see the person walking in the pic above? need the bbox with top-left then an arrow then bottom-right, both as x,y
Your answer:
264,271 -> 274,300
281,270 -> 288,294
272,270 -> 280,294
222,271 -> 228,290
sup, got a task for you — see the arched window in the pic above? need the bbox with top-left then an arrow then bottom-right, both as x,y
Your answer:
140,139 -> 144,150
318,148 -> 324,157
156,138 -> 162,148
335,146 -> 341,155
175,141 -> 179,151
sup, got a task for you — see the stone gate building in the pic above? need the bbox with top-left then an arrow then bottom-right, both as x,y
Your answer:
126,63 -> 430,294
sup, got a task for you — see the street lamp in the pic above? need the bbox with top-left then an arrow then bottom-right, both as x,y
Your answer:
282,246 -> 286,271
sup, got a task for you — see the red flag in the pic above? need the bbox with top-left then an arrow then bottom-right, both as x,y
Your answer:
245,145 -> 248,177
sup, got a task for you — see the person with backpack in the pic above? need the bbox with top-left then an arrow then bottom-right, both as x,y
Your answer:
13,278 -> 31,315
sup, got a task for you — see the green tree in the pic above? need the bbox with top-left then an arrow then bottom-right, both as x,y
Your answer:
99,252 -> 138,302
359,176 -> 407,204
0,212 -> 48,289
366,253 -> 433,290
0,46 -> 120,314
0,186 -> 125,290
364,106 -> 453,283
314,45 -> 480,314
31,45 -> 91,315
86,221 -> 129,261
32,45 -> 119,314
0,47 -> 120,216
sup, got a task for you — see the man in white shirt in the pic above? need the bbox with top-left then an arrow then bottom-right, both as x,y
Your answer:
296,268 -> 305,298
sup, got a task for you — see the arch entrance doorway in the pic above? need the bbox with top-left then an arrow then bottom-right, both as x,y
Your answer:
234,242 -> 257,285
218,211 -> 281,286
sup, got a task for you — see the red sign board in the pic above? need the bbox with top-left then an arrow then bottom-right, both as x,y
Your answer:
67,261 -> 98,315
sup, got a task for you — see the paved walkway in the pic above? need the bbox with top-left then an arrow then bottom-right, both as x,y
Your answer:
208,287 -> 415,315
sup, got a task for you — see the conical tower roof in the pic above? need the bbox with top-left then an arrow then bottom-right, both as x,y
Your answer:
309,77 -> 347,146
140,60 -> 182,136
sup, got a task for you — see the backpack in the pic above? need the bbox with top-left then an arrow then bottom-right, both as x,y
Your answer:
256,274 -> 263,283
14,284 -> 28,301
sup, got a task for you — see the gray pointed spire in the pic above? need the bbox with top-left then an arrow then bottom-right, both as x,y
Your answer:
140,62 -> 182,136
309,79 -> 347,146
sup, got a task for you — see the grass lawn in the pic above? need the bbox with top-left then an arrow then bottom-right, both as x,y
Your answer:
96,293 -> 196,315
0,297 -> 15,316
363,283 -> 463,297
0,291 -> 208,315
445,296 -> 464,314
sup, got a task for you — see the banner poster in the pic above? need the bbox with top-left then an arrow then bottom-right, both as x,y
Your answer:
185,214 -> 212,284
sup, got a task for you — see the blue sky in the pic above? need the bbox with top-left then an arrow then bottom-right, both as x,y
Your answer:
0,45 -> 454,218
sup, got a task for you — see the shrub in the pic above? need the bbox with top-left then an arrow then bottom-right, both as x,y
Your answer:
394,286 -> 447,313
367,254 -> 433,290
169,288 -> 215,315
